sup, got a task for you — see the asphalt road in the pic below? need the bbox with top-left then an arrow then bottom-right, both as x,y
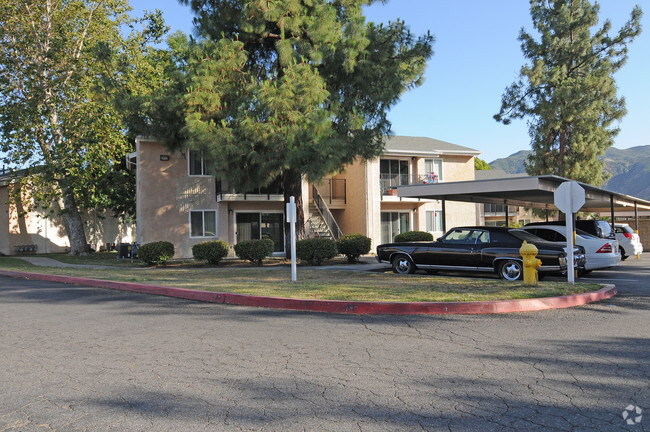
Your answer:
1,256 -> 648,431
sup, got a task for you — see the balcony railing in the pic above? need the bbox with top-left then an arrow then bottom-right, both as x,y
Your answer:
315,178 -> 346,204
216,178 -> 283,201
380,173 -> 439,195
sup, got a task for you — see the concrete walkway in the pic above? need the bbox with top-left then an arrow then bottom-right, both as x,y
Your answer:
14,256 -> 121,269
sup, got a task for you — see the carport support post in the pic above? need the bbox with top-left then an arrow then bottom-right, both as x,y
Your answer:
610,195 -> 615,234
441,200 -> 447,232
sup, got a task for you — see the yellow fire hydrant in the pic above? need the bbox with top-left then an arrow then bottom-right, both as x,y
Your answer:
520,241 -> 542,285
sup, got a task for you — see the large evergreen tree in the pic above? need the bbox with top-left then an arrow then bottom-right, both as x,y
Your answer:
163,0 -> 433,245
0,1 -> 165,254
494,0 -> 642,186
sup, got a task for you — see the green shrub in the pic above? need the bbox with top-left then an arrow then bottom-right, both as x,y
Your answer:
296,238 -> 338,266
192,240 -> 230,265
138,241 -> 175,266
234,239 -> 274,266
337,233 -> 371,263
393,231 -> 433,242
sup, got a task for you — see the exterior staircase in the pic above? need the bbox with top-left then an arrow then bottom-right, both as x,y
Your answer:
306,203 -> 334,240
305,186 -> 343,240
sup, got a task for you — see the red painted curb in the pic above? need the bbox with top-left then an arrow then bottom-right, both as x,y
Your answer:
0,269 -> 617,315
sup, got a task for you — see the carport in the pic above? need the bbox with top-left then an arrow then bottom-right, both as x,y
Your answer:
396,174 -> 650,232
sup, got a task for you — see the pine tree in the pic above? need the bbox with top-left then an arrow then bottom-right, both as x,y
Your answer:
165,0 -> 433,247
494,0 -> 642,186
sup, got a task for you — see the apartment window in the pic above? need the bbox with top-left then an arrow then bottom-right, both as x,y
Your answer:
424,159 -> 442,183
188,150 -> 213,176
190,210 -> 217,237
425,210 -> 444,233
380,159 -> 409,192
381,212 -> 410,244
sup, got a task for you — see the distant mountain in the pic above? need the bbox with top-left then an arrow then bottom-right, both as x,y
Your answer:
489,146 -> 650,200
490,150 -> 531,174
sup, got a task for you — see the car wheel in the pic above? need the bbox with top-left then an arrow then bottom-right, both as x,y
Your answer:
498,260 -> 523,281
392,255 -> 415,274
619,246 -> 628,261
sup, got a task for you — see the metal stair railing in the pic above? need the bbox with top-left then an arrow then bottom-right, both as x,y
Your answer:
312,185 -> 343,240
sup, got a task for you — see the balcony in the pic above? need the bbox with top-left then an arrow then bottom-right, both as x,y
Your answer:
313,178 -> 346,209
380,173 -> 439,196
216,178 -> 284,202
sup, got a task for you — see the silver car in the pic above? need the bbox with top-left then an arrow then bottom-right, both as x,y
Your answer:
522,224 -> 620,273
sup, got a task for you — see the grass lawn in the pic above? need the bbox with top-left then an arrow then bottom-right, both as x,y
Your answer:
0,254 -> 603,303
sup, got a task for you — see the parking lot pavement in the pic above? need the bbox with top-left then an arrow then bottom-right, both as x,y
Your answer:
1,255 -> 649,432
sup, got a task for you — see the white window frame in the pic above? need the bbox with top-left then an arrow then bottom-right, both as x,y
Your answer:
189,210 -> 217,238
425,210 -> 444,233
188,150 -> 213,176
424,158 -> 443,183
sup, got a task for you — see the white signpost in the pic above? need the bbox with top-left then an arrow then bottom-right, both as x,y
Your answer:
554,181 -> 586,283
286,196 -> 297,282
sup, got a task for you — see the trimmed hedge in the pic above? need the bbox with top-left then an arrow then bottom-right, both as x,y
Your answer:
296,238 -> 338,266
393,231 -> 433,242
138,241 -> 175,266
192,240 -> 230,265
234,239 -> 274,266
337,233 -> 371,263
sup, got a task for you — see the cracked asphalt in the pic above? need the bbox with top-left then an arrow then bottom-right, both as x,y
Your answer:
1,256 -> 648,431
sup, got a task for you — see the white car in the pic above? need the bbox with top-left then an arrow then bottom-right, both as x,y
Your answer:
615,223 -> 643,260
521,224 -> 620,272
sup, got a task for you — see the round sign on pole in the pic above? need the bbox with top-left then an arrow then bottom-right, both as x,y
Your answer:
553,181 -> 585,284
554,181 -> 585,214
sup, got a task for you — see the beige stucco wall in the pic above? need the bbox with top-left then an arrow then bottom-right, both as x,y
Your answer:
331,159 -> 369,237
136,138 -> 285,258
136,139 -> 220,258
1,182 -> 133,255
442,155 -> 476,181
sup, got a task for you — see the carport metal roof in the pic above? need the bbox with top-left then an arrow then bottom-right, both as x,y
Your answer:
396,175 -> 650,213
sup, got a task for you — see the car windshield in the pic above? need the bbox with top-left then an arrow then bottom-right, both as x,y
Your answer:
442,228 -> 486,244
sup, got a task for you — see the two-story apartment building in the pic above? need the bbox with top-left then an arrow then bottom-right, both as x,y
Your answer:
132,135 -> 480,258
0,169 -> 134,255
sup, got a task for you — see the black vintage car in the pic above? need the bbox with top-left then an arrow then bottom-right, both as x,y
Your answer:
376,226 -> 586,281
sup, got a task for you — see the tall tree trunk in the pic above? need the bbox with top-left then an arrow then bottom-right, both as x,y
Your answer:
61,185 -> 90,255
283,168 -> 305,259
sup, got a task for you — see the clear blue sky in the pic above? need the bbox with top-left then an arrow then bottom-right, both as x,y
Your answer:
129,0 -> 650,163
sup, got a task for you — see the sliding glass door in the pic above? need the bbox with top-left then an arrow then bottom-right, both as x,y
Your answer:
236,212 -> 285,253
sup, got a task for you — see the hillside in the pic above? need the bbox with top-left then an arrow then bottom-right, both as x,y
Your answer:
489,146 -> 650,200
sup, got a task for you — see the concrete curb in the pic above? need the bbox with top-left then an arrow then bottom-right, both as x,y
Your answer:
0,269 -> 617,315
